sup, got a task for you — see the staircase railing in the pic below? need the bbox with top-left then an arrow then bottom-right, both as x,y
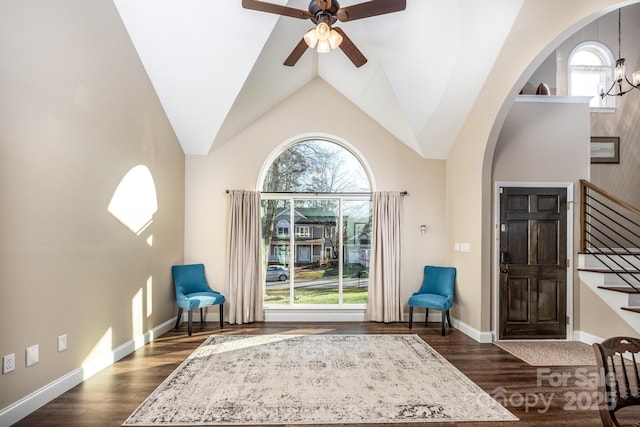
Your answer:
580,179 -> 640,292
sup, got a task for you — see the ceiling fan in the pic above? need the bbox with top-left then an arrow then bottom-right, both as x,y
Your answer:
241,0 -> 406,68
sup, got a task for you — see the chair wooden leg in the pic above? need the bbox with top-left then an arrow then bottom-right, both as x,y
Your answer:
175,308 -> 183,329
446,310 -> 452,327
425,308 -> 429,326
219,304 -> 224,328
441,311 -> 446,336
188,310 -> 193,336
409,306 -> 413,329
200,308 -> 205,326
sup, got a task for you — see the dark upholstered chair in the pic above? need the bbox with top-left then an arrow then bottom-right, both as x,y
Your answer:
593,336 -> 640,427
172,264 -> 225,336
408,265 -> 456,335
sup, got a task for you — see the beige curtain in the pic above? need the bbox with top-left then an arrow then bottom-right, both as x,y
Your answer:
227,190 -> 263,324
367,191 -> 403,322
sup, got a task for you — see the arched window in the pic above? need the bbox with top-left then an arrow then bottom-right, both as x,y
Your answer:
262,139 -> 371,193
260,138 -> 372,308
569,41 -> 615,109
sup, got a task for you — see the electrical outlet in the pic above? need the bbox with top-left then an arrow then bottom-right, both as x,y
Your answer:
58,334 -> 67,352
26,345 -> 39,367
3,353 -> 15,374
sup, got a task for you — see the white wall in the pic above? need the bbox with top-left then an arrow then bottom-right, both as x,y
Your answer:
555,4 -> 640,207
522,54 -> 557,95
185,78 -> 447,320
493,96 -> 636,338
0,0 -> 184,415
493,97 -> 591,182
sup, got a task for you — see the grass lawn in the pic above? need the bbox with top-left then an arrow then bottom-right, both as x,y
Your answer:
265,287 -> 368,304
294,263 -> 368,280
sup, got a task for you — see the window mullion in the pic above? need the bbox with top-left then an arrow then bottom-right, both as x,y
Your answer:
338,198 -> 344,305
289,198 -> 295,305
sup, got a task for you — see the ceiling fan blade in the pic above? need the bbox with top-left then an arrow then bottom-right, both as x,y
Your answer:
333,27 -> 367,68
337,0 -> 406,22
242,0 -> 311,19
284,38 -> 309,67
316,0 -> 331,10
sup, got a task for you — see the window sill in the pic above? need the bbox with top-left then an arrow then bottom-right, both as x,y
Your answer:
264,304 -> 367,322
590,107 -> 616,113
265,304 -> 366,309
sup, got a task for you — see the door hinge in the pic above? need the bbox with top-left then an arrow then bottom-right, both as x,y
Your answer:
566,259 -> 570,268
500,187 -> 504,194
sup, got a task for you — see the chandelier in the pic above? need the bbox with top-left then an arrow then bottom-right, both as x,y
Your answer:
600,9 -> 640,98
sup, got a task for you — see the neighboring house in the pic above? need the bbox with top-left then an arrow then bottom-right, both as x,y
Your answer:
266,208 -> 370,266
268,208 -> 335,265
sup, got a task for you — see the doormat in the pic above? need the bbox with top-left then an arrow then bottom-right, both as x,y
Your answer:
494,341 -> 596,366
123,334 -> 517,425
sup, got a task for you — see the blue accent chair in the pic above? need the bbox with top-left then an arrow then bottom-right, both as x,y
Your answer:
408,266 -> 456,335
172,264 -> 225,336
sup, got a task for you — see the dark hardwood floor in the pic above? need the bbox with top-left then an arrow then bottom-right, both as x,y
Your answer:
12,321 -> 637,426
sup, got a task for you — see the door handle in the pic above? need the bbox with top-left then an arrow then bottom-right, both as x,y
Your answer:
500,251 -> 510,274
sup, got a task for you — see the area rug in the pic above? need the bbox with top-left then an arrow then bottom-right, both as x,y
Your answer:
494,341 -> 596,366
123,334 -> 517,425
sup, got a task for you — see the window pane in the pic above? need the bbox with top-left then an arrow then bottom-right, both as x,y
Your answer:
293,200 -> 339,304
263,140 -> 370,193
571,71 -> 601,107
263,199 -> 291,304
342,200 -> 371,304
571,50 -> 603,66
569,42 -> 615,109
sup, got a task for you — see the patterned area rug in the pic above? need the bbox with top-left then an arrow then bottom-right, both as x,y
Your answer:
123,334 -> 517,425
494,341 -> 596,366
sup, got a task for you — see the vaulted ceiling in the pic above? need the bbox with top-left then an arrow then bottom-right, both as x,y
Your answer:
114,0 -> 525,159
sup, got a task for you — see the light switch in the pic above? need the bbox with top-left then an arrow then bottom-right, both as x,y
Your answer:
58,334 -> 67,352
26,345 -> 39,367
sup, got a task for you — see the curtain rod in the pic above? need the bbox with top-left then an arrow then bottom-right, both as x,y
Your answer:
225,190 -> 408,196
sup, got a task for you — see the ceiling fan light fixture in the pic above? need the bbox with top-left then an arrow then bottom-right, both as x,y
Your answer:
317,39 -> 331,53
242,0 -> 407,67
304,28 -> 318,48
315,22 -> 330,41
328,29 -> 343,49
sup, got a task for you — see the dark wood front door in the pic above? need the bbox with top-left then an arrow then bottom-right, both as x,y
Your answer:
499,187 -> 567,339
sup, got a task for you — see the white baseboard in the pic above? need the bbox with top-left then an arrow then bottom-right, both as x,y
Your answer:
264,307 -> 367,322
573,330 -> 604,346
408,311 -> 493,343
452,318 -> 494,343
0,318 -> 176,427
